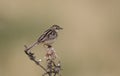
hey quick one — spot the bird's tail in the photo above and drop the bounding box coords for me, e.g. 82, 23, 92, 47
26, 41, 39, 50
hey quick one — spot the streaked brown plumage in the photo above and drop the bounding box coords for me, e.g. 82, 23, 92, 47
27, 25, 63, 50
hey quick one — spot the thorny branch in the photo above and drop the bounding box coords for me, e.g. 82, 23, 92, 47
24, 45, 47, 72
24, 44, 62, 76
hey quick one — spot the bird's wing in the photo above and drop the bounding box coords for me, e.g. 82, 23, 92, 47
37, 29, 52, 42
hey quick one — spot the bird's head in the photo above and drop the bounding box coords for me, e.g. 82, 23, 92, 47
51, 25, 63, 31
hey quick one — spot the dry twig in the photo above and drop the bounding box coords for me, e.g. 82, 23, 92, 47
24, 44, 62, 76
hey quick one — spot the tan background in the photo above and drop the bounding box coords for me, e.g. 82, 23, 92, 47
0, 0, 120, 76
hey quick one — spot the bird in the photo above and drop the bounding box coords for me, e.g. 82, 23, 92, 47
26, 25, 63, 50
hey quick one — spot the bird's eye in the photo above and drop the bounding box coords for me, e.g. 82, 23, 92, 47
55, 27, 58, 29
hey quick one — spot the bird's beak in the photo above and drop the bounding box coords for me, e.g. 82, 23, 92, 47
59, 27, 63, 30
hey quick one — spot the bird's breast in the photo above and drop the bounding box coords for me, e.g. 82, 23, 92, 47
44, 39, 56, 45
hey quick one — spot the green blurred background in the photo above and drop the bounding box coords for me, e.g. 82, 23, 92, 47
0, 0, 120, 76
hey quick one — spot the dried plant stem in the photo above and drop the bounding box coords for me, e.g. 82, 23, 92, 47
24, 45, 47, 72
24, 44, 62, 76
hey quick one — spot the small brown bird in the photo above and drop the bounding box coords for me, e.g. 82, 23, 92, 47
27, 25, 63, 50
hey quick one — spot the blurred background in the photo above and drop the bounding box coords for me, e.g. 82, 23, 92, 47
0, 0, 120, 76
